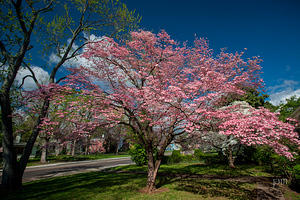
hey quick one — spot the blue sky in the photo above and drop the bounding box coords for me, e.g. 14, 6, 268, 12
123, 0, 300, 105
14, 0, 300, 106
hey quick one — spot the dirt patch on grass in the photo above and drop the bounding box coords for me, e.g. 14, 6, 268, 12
138, 187, 169, 194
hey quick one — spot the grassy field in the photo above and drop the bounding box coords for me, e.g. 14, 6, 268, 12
3, 162, 298, 200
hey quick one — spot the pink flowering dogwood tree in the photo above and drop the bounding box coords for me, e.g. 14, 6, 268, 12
217, 105, 299, 160
189, 100, 299, 168
65, 30, 268, 192
34, 86, 105, 159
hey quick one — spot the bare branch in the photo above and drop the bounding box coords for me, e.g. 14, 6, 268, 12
18, 74, 32, 89
36, 0, 53, 13
55, 76, 67, 84
50, 23, 83, 82
0, 58, 7, 67
65, 42, 88, 61
22, 61, 41, 88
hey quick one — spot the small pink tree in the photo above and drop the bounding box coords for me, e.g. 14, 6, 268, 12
66, 30, 265, 192
89, 140, 106, 154
35, 87, 105, 157
190, 101, 299, 168
217, 105, 299, 160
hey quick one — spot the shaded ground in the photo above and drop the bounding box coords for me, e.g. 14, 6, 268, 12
1, 162, 298, 200
113, 170, 286, 199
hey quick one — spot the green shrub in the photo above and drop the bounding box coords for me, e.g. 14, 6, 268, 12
252, 146, 273, 166
234, 146, 255, 164
128, 144, 147, 166
202, 153, 223, 164
251, 147, 299, 193
291, 164, 300, 192
161, 155, 169, 164
194, 149, 204, 160
181, 154, 197, 162
194, 149, 226, 164
269, 154, 295, 179
168, 150, 182, 164
293, 164, 300, 177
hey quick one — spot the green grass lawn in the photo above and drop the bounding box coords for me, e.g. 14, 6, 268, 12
113, 162, 273, 177
3, 162, 290, 200
27, 152, 129, 166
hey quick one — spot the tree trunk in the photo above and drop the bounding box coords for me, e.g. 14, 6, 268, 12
145, 147, 162, 193
66, 142, 71, 155
19, 99, 50, 175
1, 96, 50, 190
55, 140, 61, 156
115, 140, 120, 155
40, 137, 49, 163
228, 145, 235, 168
84, 137, 89, 155
71, 140, 76, 156
0, 95, 22, 190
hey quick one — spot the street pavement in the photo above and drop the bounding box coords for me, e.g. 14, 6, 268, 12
0, 157, 133, 183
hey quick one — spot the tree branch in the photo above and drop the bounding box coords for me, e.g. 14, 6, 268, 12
0, 41, 10, 61
55, 76, 67, 84
65, 42, 88, 61
12, 0, 28, 34
18, 74, 32, 89
22, 61, 41, 88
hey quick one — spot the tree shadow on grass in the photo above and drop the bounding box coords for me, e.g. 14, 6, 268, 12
173, 178, 255, 200
3, 171, 146, 200
157, 163, 270, 182
156, 174, 276, 200
155, 163, 276, 200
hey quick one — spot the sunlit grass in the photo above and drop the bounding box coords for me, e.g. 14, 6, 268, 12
0, 153, 130, 169
26, 153, 129, 167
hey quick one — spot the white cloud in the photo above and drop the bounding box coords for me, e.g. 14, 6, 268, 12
268, 80, 300, 106
15, 66, 50, 90
48, 34, 104, 68
48, 53, 60, 64
83, 32, 104, 43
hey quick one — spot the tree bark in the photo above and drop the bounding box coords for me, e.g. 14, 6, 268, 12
66, 142, 71, 155
71, 140, 76, 156
55, 140, 61, 156
115, 139, 120, 155
145, 147, 162, 193
84, 137, 89, 155
19, 99, 50, 175
0, 95, 22, 190
1, 88, 50, 190
40, 137, 49, 163
228, 145, 235, 168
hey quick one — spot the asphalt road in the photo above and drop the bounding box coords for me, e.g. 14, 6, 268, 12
0, 157, 133, 183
